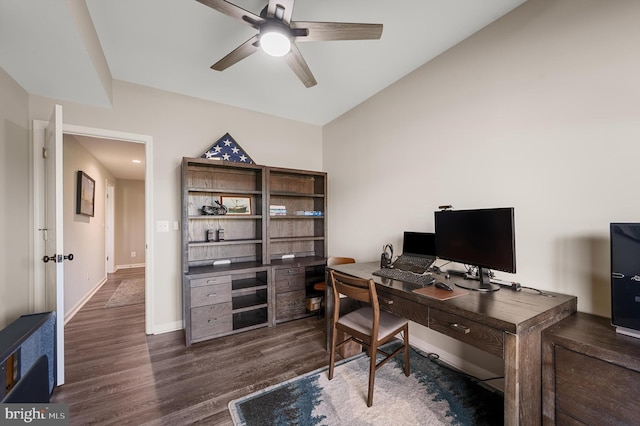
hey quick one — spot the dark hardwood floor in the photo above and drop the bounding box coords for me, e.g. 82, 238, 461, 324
52, 268, 331, 425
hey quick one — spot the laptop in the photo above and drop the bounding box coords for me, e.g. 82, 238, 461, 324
391, 231, 437, 274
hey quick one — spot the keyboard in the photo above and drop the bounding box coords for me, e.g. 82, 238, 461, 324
391, 256, 435, 274
373, 268, 435, 287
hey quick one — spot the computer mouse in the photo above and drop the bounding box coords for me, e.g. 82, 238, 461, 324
435, 281, 454, 291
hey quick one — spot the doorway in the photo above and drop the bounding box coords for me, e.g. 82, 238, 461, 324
32, 117, 155, 384
60, 125, 154, 332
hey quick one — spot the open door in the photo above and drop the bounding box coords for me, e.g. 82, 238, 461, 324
43, 104, 72, 385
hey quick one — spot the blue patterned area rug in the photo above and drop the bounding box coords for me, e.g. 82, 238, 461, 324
228, 343, 503, 425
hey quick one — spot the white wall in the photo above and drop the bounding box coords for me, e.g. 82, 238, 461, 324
28, 81, 323, 332
114, 179, 145, 268
63, 134, 115, 318
0, 68, 30, 328
324, 0, 640, 367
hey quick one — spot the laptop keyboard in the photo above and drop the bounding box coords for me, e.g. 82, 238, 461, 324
373, 268, 435, 287
392, 255, 435, 274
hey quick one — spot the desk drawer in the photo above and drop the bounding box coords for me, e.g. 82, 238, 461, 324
429, 308, 504, 358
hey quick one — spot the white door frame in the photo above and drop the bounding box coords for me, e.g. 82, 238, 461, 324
105, 181, 115, 274
32, 122, 155, 335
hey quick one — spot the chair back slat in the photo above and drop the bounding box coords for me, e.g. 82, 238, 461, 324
330, 270, 378, 306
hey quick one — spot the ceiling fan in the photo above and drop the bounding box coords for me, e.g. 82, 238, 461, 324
196, 0, 383, 87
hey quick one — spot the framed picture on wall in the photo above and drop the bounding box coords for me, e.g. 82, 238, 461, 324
221, 196, 251, 215
76, 170, 95, 217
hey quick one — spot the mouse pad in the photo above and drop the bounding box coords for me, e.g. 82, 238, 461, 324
412, 285, 469, 300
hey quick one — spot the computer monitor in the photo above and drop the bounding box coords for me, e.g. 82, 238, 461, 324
402, 231, 436, 258
434, 207, 516, 292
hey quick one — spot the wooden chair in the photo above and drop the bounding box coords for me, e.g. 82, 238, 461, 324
313, 257, 355, 318
328, 270, 410, 407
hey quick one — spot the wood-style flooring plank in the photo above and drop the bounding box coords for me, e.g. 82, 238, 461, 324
52, 268, 332, 425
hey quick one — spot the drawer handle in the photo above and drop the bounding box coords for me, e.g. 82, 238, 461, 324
207, 293, 217, 297
379, 297, 394, 305
449, 323, 470, 334
208, 318, 218, 323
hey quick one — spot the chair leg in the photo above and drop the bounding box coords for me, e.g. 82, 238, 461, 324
328, 325, 338, 380
367, 343, 377, 407
403, 325, 410, 377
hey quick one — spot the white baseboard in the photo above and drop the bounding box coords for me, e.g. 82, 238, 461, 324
151, 320, 183, 335
64, 276, 108, 325
114, 263, 146, 271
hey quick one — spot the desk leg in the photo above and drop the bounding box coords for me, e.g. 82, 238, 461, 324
504, 331, 542, 426
504, 332, 520, 425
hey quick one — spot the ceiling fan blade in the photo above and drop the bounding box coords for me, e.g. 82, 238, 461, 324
291, 22, 383, 42
266, 0, 295, 24
211, 35, 260, 71
284, 43, 317, 88
196, 0, 264, 28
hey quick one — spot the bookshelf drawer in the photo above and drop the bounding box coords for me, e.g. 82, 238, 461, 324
276, 290, 306, 320
190, 283, 232, 308
190, 275, 232, 288
191, 303, 233, 339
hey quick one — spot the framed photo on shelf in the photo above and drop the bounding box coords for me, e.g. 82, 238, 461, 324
76, 170, 95, 217
221, 196, 251, 215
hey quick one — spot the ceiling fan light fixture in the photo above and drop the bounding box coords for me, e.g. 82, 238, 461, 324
260, 23, 291, 57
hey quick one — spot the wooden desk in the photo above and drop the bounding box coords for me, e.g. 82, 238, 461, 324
326, 262, 577, 426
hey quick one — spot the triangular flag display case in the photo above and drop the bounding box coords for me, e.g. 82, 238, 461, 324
200, 133, 254, 164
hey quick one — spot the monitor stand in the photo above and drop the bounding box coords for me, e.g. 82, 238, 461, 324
454, 267, 500, 292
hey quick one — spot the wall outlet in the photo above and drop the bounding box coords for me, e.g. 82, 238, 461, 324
131, 251, 136, 258
156, 220, 169, 232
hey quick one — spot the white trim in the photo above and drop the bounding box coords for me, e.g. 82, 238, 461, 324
62, 124, 155, 335
32, 120, 48, 312
105, 181, 115, 274
152, 320, 183, 335
115, 263, 146, 271
32, 122, 155, 334
64, 276, 108, 325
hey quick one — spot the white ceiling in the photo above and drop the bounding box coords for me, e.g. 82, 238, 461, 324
0, 0, 526, 178
74, 136, 146, 181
